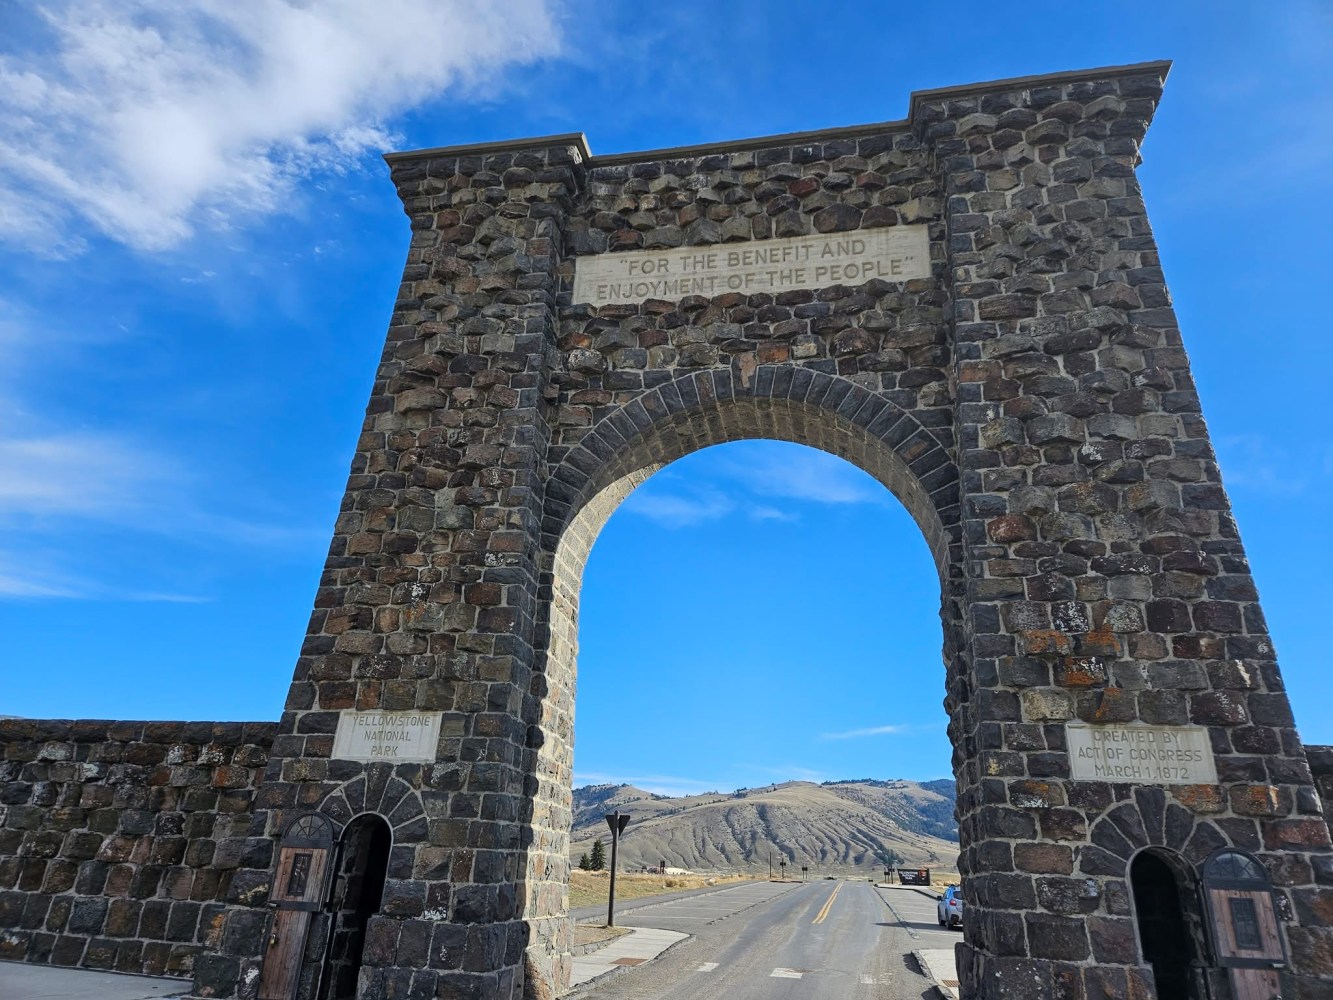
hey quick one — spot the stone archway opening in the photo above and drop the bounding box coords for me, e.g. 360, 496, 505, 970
520, 390, 965, 991
323, 814, 392, 1000
570, 437, 951, 836
1130, 849, 1204, 1000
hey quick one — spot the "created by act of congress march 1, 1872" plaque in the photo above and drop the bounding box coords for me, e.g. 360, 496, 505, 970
1065, 723, 1217, 785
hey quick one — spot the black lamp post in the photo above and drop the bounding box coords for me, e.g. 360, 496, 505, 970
604, 811, 630, 926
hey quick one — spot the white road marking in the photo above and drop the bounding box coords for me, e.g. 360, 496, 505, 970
695, 963, 718, 972
860, 973, 875, 984
771, 968, 803, 978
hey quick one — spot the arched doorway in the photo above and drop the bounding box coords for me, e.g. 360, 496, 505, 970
322, 814, 392, 1000
1130, 850, 1203, 999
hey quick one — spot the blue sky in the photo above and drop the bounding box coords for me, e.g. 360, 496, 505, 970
1, 2, 1330, 795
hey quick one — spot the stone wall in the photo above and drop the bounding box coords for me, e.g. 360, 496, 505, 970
0, 719, 274, 983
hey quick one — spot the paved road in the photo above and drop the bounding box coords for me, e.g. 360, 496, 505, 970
573, 880, 960, 999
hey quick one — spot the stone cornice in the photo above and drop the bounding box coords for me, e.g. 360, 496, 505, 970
383, 60, 1173, 169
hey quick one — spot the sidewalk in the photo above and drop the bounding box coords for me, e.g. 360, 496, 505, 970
915, 949, 960, 1000
0, 961, 190, 1000
569, 926, 687, 990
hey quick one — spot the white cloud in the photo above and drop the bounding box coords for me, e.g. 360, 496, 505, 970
622, 489, 735, 529
0, 567, 81, 599
0, 549, 209, 602
0, 429, 321, 600
0, 0, 560, 252
819, 724, 914, 740
622, 445, 888, 528
1215, 434, 1308, 496
723, 447, 885, 505
0, 433, 171, 518
747, 504, 795, 522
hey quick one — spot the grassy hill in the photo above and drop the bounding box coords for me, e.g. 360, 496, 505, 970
570, 778, 958, 877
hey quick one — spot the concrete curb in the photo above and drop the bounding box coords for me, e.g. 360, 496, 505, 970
876, 882, 942, 901
569, 927, 630, 957
914, 948, 961, 1000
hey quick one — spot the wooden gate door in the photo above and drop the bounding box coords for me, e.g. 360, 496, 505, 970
1200, 850, 1287, 1000
258, 813, 338, 1000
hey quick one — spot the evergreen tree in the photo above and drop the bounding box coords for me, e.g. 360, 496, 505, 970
577, 853, 590, 871
590, 838, 606, 871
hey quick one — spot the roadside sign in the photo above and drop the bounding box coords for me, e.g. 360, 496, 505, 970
897, 868, 931, 886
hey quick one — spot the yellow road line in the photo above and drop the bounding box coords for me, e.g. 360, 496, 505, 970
812, 882, 842, 924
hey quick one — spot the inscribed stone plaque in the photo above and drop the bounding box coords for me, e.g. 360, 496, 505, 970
332, 711, 442, 763
1066, 723, 1217, 785
572, 225, 930, 307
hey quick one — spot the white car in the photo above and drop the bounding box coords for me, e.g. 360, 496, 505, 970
937, 884, 963, 928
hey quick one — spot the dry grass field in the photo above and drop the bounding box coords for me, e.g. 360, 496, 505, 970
572, 924, 630, 948
568, 870, 757, 910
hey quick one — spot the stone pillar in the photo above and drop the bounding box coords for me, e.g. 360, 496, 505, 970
199, 136, 587, 1000
924, 65, 1333, 998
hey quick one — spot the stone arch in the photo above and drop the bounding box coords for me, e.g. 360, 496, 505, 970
518, 365, 968, 978
1080, 788, 1229, 877
317, 768, 426, 843
541, 365, 959, 579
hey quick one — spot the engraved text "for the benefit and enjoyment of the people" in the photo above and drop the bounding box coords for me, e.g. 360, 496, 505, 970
572, 225, 930, 307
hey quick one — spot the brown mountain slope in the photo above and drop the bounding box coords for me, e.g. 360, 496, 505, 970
570, 779, 958, 876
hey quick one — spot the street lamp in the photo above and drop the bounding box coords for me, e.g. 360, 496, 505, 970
604, 811, 630, 927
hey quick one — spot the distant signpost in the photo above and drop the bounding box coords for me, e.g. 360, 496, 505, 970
897, 868, 931, 886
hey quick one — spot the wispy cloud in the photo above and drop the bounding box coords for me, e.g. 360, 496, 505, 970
621, 489, 735, 528
1215, 434, 1309, 496
622, 443, 888, 529
0, 567, 81, 599
0, 433, 174, 519
747, 505, 796, 522
819, 724, 917, 740
0, 550, 210, 603
0, 0, 560, 252
0, 304, 322, 601
0, 431, 317, 541
721, 446, 885, 505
